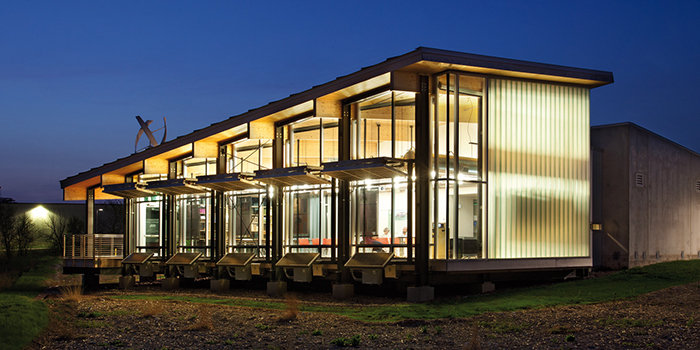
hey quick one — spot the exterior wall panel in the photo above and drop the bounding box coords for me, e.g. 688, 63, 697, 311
488, 79, 590, 259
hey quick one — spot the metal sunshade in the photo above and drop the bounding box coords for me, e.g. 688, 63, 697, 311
148, 178, 209, 195
197, 173, 264, 192
345, 252, 394, 269
102, 182, 156, 198
322, 157, 407, 182
254, 166, 330, 187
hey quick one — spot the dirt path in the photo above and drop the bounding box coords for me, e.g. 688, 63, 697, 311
28, 282, 700, 349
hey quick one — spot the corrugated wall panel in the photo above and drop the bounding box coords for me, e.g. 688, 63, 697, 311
488, 79, 590, 259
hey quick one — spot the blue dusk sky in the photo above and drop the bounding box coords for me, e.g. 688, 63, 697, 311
1, 1, 699, 203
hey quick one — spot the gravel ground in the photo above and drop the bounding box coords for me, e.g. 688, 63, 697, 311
27, 280, 700, 350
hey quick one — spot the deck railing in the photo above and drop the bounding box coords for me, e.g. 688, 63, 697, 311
63, 234, 124, 260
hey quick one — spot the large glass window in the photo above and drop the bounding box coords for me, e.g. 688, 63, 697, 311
431, 73, 484, 259
351, 91, 416, 160
286, 118, 338, 167
227, 192, 267, 254
285, 186, 333, 257
175, 194, 211, 257
182, 158, 216, 178
346, 90, 416, 256
134, 196, 162, 256
222, 138, 271, 256
229, 139, 273, 173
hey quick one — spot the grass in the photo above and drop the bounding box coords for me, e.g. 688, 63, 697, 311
0, 250, 60, 350
112, 259, 700, 323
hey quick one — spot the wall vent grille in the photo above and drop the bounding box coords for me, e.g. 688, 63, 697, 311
635, 173, 644, 187
696, 180, 700, 192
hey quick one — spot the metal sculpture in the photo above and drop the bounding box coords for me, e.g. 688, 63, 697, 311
135, 116, 167, 153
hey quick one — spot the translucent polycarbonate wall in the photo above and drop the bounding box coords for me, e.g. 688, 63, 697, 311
487, 79, 590, 259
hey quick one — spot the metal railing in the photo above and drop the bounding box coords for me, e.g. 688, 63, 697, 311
63, 234, 124, 260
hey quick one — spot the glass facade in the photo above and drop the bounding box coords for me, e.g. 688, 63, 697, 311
225, 138, 271, 255
118, 69, 594, 266
431, 74, 484, 259
349, 91, 416, 257
133, 196, 162, 256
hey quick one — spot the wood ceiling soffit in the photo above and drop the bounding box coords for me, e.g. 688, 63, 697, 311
143, 159, 169, 175
100, 174, 125, 186
314, 99, 342, 119
64, 186, 87, 201
94, 187, 121, 200
192, 141, 218, 158
322, 73, 391, 101
391, 71, 420, 92
402, 61, 602, 86
248, 121, 275, 139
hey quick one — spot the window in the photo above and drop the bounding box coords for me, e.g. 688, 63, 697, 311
432, 73, 484, 259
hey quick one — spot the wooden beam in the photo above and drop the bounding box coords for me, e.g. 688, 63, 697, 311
192, 141, 218, 158
391, 71, 420, 92
94, 187, 121, 200
248, 121, 275, 139
143, 158, 168, 175
100, 174, 124, 186
315, 98, 342, 119
63, 186, 86, 201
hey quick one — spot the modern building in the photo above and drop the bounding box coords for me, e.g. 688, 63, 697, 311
592, 122, 700, 269
60, 47, 613, 300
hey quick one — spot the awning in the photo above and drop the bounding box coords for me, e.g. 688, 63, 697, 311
148, 178, 208, 195
216, 252, 256, 267
322, 157, 407, 182
102, 182, 156, 198
197, 173, 264, 192
254, 166, 330, 187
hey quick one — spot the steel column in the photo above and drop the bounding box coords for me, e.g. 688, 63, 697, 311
414, 75, 431, 286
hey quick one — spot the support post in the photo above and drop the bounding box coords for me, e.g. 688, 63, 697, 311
414, 75, 431, 288
270, 125, 285, 281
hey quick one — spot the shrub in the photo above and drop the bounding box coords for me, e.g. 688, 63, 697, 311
59, 284, 83, 302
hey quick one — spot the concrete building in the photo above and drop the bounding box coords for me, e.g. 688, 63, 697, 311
592, 122, 700, 269
60, 48, 613, 300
